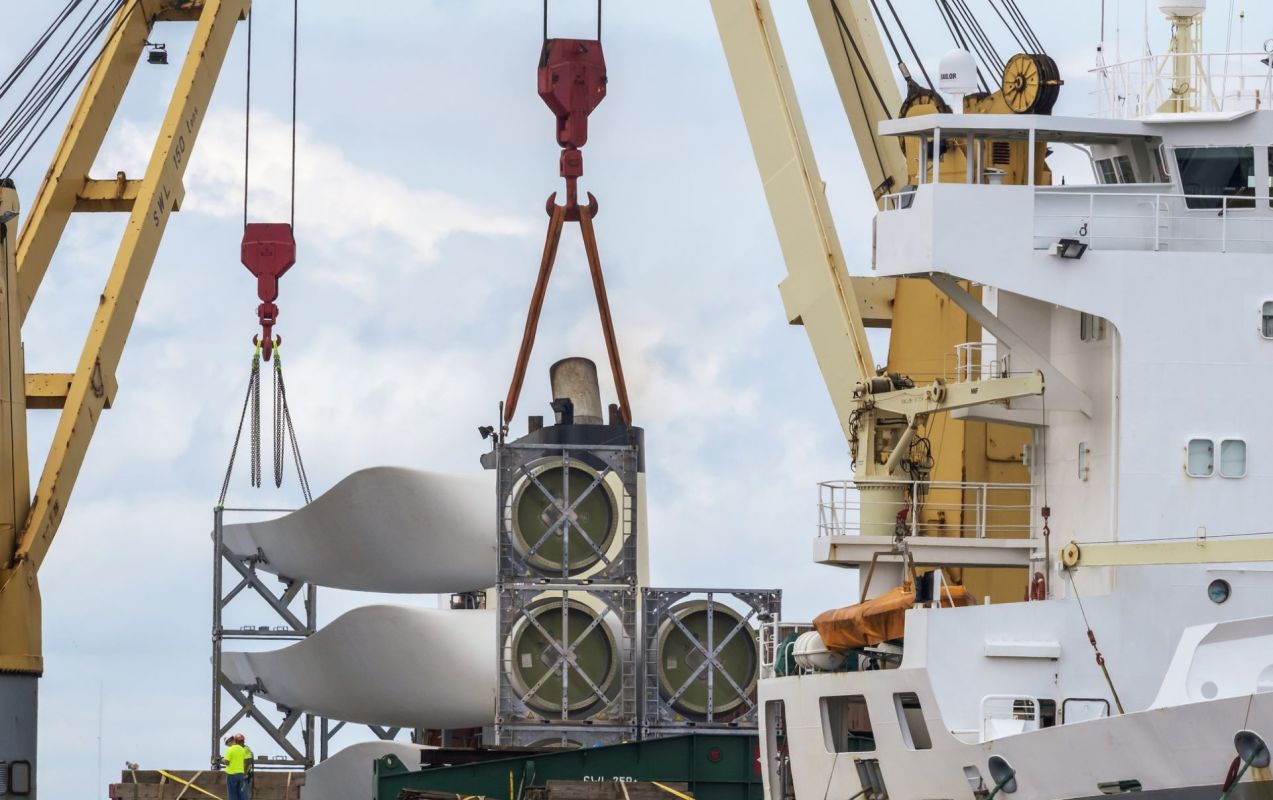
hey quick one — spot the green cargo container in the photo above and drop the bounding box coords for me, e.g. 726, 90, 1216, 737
375, 733, 763, 800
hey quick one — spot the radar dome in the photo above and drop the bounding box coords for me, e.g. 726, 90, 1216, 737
1158, 0, 1206, 17
938, 49, 979, 97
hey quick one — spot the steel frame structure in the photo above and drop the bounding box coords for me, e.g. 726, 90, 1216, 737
212, 506, 318, 770
212, 507, 427, 768
496, 440, 639, 584
495, 583, 638, 747
640, 587, 780, 737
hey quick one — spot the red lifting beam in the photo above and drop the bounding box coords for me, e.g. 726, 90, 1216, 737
241, 222, 295, 361
503, 36, 632, 429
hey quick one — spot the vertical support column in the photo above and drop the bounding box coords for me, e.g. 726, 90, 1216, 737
933, 128, 941, 185
1027, 128, 1037, 187
0, 182, 37, 796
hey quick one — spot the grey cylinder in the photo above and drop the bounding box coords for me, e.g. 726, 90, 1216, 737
550, 357, 604, 425
0, 675, 37, 798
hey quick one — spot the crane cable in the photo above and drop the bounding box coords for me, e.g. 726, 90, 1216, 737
0, 0, 130, 177
1062, 565, 1126, 715
829, 1, 893, 187
877, 0, 938, 92
242, 0, 300, 229
934, 0, 992, 93
221, 1, 310, 506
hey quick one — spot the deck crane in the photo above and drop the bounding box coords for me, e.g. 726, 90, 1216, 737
0, 1, 249, 793
710, 1, 1051, 597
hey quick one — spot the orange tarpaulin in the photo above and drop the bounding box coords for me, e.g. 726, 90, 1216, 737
814, 584, 974, 651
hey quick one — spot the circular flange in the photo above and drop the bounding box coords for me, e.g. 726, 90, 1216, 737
510, 457, 620, 576
656, 600, 759, 719
507, 597, 620, 716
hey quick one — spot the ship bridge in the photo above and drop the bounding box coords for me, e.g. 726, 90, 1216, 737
871, 109, 1273, 576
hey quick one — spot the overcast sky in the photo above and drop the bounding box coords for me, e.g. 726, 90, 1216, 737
5, 1, 1273, 796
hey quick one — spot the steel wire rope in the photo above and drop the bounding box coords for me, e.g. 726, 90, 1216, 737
0, 0, 108, 149
0, 0, 84, 101
935, 0, 992, 93
829, 1, 892, 186
879, 0, 938, 91
1062, 566, 1125, 714
951, 0, 1005, 74
242, 7, 251, 227
242, 1, 300, 230
1003, 0, 1045, 53
289, 0, 297, 229
0, 0, 131, 176
0, 0, 114, 158
1, 4, 122, 175
984, 0, 1030, 54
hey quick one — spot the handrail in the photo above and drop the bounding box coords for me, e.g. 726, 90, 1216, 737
817, 479, 1036, 539
1034, 189, 1273, 254
1090, 50, 1273, 119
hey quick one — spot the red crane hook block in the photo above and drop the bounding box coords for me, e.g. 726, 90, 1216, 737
240, 222, 296, 361
538, 38, 606, 215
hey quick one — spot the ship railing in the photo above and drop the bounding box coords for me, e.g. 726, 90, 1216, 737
1034, 189, 1273, 254
817, 480, 1035, 540
760, 620, 816, 679
1091, 50, 1273, 120
882, 189, 917, 211
954, 342, 1009, 383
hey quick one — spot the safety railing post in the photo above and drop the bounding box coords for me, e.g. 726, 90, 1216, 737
1154, 197, 1161, 251
910, 484, 919, 537
978, 485, 988, 538
1223, 196, 1229, 252
1088, 193, 1095, 248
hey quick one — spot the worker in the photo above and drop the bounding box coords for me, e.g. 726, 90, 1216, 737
236, 732, 255, 797
223, 732, 250, 800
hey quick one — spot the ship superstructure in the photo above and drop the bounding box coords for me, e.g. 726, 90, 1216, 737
713, 1, 1273, 798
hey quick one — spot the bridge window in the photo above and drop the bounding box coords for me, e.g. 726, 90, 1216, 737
1186, 438, 1215, 477
1175, 146, 1255, 209
1080, 312, 1106, 342
1220, 439, 1247, 478
1262, 302, 1273, 338
894, 692, 933, 750
821, 694, 875, 753
1096, 155, 1137, 184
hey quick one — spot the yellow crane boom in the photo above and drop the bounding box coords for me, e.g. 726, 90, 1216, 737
0, 1, 248, 792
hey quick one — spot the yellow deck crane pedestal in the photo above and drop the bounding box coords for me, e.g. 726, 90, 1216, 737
0, 2, 249, 794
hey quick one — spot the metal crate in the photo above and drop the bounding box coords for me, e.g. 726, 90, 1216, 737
496, 439, 639, 584
495, 584, 639, 745
640, 587, 781, 734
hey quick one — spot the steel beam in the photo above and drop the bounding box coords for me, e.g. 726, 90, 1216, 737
13, 0, 250, 575
1060, 537, 1273, 568
711, 0, 876, 445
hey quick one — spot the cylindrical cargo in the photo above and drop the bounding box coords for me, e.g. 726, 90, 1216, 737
506, 596, 621, 716
509, 457, 620, 576
549, 357, 604, 424
793, 630, 847, 672
656, 601, 759, 719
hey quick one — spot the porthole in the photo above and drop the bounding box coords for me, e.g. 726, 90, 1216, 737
1186, 439, 1214, 477
1208, 578, 1231, 604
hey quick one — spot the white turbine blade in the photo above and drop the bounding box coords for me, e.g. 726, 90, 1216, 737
220, 467, 496, 593
222, 605, 496, 729
302, 741, 436, 800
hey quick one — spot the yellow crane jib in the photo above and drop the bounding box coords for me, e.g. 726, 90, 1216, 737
0, 1, 250, 790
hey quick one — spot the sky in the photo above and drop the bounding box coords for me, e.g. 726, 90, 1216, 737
3, 0, 1272, 796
